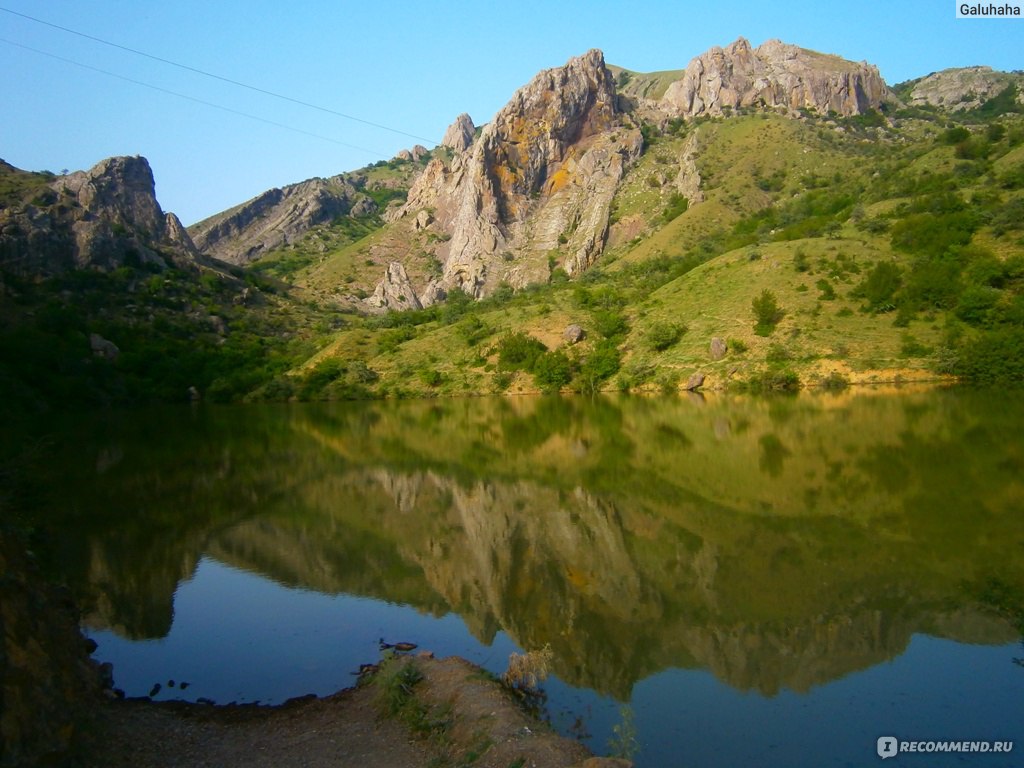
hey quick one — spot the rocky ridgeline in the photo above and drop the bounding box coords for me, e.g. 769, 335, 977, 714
905, 66, 1024, 111
188, 175, 373, 266
0, 156, 199, 276
657, 37, 893, 118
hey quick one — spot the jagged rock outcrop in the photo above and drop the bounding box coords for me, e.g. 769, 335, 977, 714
390, 49, 643, 298
904, 66, 1023, 111
366, 261, 423, 312
441, 113, 476, 153
188, 176, 360, 265
0, 156, 199, 276
660, 38, 893, 118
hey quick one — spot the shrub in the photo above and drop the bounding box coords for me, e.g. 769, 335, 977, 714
578, 338, 621, 392
496, 332, 546, 372
752, 289, 784, 336
819, 371, 850, 390
955, 328, 1024, 383
854, 261, 902, 312
741, 369, 801, 392
503, 645, 553, 692
533, 350, 573, 392
593, 309, 630, 339
662, 193, 689, 222
646, 321, 686, 351
727, 337, 748, 354
418, 368, 443, 387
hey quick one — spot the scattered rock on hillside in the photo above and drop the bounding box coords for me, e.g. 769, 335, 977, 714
685, 372, 706, 391
89, 333, 120, 361
710, 337, 728, 360
564, 323, 586, 344
414, 210, 433, 231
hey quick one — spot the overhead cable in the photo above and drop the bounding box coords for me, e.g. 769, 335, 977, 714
0, 5, 440, 145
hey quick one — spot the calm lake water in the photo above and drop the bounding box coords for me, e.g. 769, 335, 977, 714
28, 389, 1024, 767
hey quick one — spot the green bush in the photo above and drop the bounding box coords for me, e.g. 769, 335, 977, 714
662, 193, 689, 222
955, 328, 1024, 383
577, 338, 621, 392
593, 309, 630, 339
854, 261, 902, 312
496, 332, 547, 372
740, 369, 801, 392
533, 350, 574, 392
645, 321, 686, 351
752, 289, 784, 336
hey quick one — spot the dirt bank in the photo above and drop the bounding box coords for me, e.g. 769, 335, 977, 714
88, 655, 616, 768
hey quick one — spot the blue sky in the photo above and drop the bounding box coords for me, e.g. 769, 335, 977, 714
1, 1, 1021, 224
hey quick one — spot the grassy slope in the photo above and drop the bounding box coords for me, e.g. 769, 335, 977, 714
293, 106, 1023, 399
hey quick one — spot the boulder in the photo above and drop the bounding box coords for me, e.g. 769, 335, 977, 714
563, 323, 586, 344
685, 372, 706, 391
89, 332, 120, 361
709, 337, 728, 360
413, 209, 433, 231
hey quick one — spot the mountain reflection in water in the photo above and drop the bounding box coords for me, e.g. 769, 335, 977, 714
39, 388, 1023, 706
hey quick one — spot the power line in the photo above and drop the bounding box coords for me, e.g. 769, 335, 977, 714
0, 5, 440, 146
0, 37, 387, 156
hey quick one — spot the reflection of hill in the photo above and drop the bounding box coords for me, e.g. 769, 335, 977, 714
41, 391, 1024, 697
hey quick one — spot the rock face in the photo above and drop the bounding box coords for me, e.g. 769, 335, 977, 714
660, 38, 893, 118
390, 49, 643, 298
905, 66, 1023, 111
0, 156, 199, 275
366, 261, 423, 312
441, 113, 476, 153
188, 176, 361, 265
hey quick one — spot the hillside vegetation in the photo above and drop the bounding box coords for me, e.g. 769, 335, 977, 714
2, 67, 1024, 413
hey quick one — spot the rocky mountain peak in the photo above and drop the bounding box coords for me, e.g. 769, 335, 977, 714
905, 66, 1023, 111
0, 155, 198, 275
383, 48, 641, 302
441, 113, 476, 153
661, 37, 892, 117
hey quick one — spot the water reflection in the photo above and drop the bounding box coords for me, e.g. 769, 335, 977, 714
37, 389, 1024, 700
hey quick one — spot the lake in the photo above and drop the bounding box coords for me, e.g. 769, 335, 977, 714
28, 388, 1024, 767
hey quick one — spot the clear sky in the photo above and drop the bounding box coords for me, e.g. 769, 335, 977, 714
1, 1, 1021, 225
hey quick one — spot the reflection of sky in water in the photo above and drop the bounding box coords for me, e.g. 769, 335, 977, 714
87, 557, 526, 705
87, 557, 1024, 768
630, 638, 1022, 768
